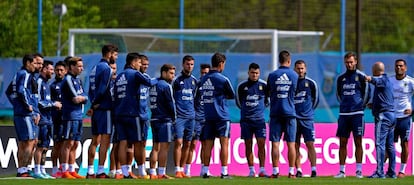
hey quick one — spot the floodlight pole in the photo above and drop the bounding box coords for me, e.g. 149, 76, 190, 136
179, 0, 184, 56
37, 0, 42, 54
54, 4, 67, 57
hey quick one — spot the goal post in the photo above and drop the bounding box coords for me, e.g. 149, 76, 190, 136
68, 29, 323, 70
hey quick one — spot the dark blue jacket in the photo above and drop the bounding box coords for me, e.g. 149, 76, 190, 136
236, 79, 269, 121
61, 73, 88, 121
150, 78, 176, 122
336, 69, 370, 114
294, 76, 319, 119
88, 59, 113, 110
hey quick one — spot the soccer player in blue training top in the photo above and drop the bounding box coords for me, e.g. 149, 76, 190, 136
267, 50, 298, 178
200, 52, 235, 179
185, 63, 210, 177
148, 64, 176, 179
365, 62, 396, 179
236, 62, 269, 177
172, 55, 198, 178
113, 52, 158, 179
293, 60, 319, 178
6, 54, 40, 178
87, 44, 119, 178
60, 57, 88, 179
50, 60, 67, 178
334, 52, 370, 178
33, 60, 61, 179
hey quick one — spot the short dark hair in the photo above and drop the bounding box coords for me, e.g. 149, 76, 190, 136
278, 50, 290, 64
139, 54, 148, 61
211, 52, 226, 67
125, 52, 140, 69
200, 63, 210, 70
248, 62, 260, 70
344, 52, 357, 60
395, 59, 407, 66
294, 60, 306, 66
22, 54, 35, 67
102, 44, 119, 56
55, 60, 66, 68
182, 55, 194, 64
42, 60, 54, 70
33, 53, 44, 59
160, 64, 176, 74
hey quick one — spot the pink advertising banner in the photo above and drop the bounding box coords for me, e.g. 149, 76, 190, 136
187, 123, 413, 177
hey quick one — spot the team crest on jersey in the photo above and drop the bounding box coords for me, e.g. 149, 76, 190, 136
305, 82, 309, 87
342, 78, 346, 81
180, 81, 184, 85
405, 83, 408, 86
244, 87, 248, 90
259, 85, 263, 90
355, 76, 359, 81
192, 80, 195, 86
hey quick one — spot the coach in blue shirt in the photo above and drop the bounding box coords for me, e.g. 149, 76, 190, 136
366, 62, 396, 178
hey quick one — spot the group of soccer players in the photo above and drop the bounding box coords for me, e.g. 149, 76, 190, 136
6, 45, 413, 180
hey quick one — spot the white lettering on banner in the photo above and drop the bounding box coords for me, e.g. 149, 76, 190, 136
0, 138, 18, 168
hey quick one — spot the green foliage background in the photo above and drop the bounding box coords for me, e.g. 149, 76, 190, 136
1, 0, 414, 57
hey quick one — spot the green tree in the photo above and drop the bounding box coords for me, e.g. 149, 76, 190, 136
0, 0, 112, 57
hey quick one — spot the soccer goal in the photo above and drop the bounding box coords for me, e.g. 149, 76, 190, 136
68, 29, 323, 70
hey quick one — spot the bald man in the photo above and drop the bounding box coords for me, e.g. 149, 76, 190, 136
365, 62, 396, 179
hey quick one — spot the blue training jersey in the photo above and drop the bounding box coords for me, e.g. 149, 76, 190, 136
236, 79, 269, 121
50, 77, 63, 121
370, 74, 394, 117
200, 70, 235, 121
5, 68, 37, 116
336, 69, 370, 115
267, 66, 298, 118
294, 76, 319, 119
194, 80, 205, 122
149, 78, 176, 122
61, 73, 88, 121
172, 71, 198, 119
113, 67, 157, 117
138, 73, 152, 120
88, 59, 113, 110
37, 75, 54, 125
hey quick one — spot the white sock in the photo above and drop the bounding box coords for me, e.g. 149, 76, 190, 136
185, 164, 191, 174
97, 165, 105, 174
149, 168, 157, 175
34, 164, 41, 174
140, 164, 147, 175
297, 167, 302, 173
116, 169, 122, 175
158, 167, 166, 175
340, 165, 345, 173
221, 166, 228, 175
175, 166, 180, 172
61, 163, 68, 172
88, 165, 94, 174
289, 167, 295, 174
311, 166, 317, 171
400, 163, 407, 173
356, 163, 362, 171
68, 164, 75, 172
121, 165, 129, 176
249, 166, 255, 173
260, 167, 266, 173
272, 167, 279, 175
41, 165, 46, 174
